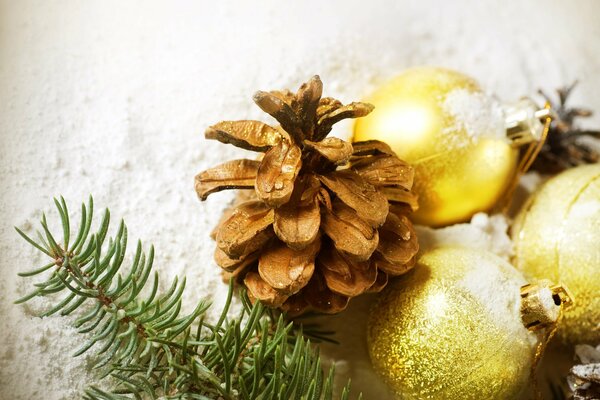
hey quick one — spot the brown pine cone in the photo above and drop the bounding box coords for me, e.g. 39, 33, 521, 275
195, 76, 419, 316
531, 82, 600, 174
568, 344, 600, 400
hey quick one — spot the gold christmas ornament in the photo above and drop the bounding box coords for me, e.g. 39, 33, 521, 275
195, 76, 419, 316
367, 247, 567, 400
513, 163, 600, 344
353, 67, 551, 227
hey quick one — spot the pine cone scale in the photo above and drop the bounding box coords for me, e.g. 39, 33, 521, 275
255, 140, 302, 206
381, 186, 419, 211
351, 140, 395, 157
376, 213, 419, 265
367, 269, 389, 293
204, 120, 283, 152
315, 102, 374, 141
374, 254, 416, 276
321, 201, 379, 262
319, 247, 377, 297
244, 272, 288, 307
304, 272, 350, 314
195, 159, 260, 200
273, 196, 320, 250
318, 170, 389, 227
253, 91, 302, 141
296, 75, 322, 137
215, 201, 274, 259
214, 246, 259, 273
257, 239, 319, 295
352, 154, 415, 189
304, 138, 353, 165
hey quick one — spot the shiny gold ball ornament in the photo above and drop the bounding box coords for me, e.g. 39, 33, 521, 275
367, 247, 562, 400
513, 163, 600, 344
353, 67, 548, 227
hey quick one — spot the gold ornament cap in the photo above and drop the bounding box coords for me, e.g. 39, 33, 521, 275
520, 280, 573, 331
505, 98, 553, 146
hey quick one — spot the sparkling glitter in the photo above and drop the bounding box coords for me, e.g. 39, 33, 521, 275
367, 247, 537, 399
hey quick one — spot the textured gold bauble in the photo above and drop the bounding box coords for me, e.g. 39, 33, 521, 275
367, 247, 538, 399
353, 67, 518, 227
513, 164, 600, 344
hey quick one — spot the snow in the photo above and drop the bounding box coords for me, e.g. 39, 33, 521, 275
1, 0, 599, 398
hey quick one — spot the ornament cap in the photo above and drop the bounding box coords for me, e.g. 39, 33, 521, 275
520, 280, 573, 331
505, 99, 554, 147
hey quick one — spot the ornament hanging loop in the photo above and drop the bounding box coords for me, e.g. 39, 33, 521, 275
520, 280, 573, 400
498, 101, 553, 213
511, 101, 553, 175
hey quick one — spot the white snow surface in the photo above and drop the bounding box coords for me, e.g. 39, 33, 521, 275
1, 1, 599, 399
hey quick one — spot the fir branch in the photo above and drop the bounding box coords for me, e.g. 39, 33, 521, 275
15, 196, 353, 400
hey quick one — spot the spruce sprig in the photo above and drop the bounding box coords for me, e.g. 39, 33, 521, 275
15, 196, 353, 400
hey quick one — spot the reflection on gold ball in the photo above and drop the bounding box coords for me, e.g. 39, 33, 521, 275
513, 164, 600, 344
367, 247, 538, 399
353, 67, 518, 227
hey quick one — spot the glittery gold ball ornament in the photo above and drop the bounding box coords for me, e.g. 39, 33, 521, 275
513, 163, 600, 344
367, 247, 544, 399
353, 67, 518, 227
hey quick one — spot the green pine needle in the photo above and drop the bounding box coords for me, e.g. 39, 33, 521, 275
15, 196, 353, 400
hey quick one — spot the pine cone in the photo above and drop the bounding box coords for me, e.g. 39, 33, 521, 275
195, 76, 419, 316
531, 82, 600, 174
568, 344, 600, 400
